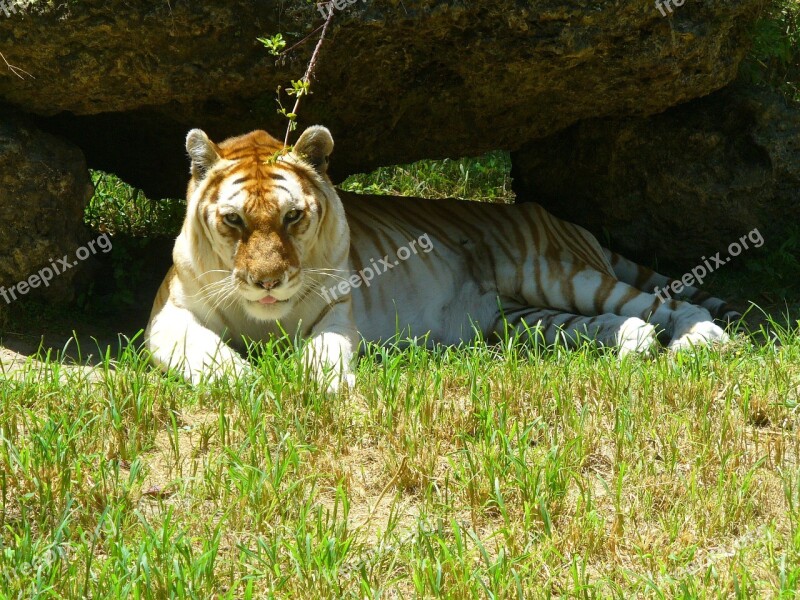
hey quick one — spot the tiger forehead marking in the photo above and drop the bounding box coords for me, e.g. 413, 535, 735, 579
218, 129, 284, 160
208, 131, 304, 206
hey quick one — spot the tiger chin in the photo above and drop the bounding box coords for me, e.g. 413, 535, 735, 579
145, 125, 739, 391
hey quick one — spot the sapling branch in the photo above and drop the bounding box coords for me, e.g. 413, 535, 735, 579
283, 10, 335, 146
282, 22, 327, 57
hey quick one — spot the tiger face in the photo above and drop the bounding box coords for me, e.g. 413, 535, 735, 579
146, 125, 356, 388
184, 127, 341, 322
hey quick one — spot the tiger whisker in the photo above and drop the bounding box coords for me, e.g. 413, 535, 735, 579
303, 270, 349, 285
202, 280, 239, 320
304, 267, 349, 273
186, 278, 234, 300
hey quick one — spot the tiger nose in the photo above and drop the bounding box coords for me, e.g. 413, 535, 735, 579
257, 277, 281, 291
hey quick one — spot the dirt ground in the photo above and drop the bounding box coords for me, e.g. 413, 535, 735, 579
0, 301, 151, 373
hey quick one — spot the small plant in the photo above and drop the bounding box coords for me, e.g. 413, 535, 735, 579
260, 10, 336, 146
256, 33, 286, 56
274, 79, 312, 136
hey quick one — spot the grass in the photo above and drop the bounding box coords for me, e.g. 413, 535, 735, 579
1, 324, 799, 598
340, 152, 514, 203
743, 0, 800, 103
85, 171, 185, 238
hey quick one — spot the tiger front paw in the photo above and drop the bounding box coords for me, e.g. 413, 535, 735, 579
189, 353, 251, 386
668, 320, 729, 352
616, 317, 658, 357
303, 333, 356, 394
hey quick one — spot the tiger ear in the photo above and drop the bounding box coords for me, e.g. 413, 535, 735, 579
186, 129, 221, 180
293, 125, 333, 175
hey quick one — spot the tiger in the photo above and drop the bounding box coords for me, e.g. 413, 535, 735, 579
145, 125, 739, 390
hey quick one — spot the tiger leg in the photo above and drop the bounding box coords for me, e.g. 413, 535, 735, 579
602, 249, 742, 324
492, 304, 658, 356
146, 297, 251, 384
519, 269, 729, 351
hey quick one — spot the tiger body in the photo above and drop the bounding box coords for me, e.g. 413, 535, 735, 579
146, 126, 736, 389
343, 193, 612, 344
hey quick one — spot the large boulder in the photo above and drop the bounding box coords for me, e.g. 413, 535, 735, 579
510, 84, 800, 268
0, 0, 762, 199
0, 114, 93, 302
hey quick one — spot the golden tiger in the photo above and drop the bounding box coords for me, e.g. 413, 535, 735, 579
145, 126, 737, 389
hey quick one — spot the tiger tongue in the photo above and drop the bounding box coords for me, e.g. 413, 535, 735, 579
259, 295, 278, 305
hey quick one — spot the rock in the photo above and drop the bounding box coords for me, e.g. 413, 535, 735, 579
510, 84, 800, 268
0, 113, 93, 302
0, 0, 762, 198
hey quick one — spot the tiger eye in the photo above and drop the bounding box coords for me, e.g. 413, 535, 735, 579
223, 213, 243, 227
284, 209, 303, 224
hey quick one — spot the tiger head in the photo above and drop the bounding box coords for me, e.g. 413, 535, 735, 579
178, 125, 348, 322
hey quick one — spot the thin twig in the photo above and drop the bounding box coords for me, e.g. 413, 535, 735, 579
0, 51, 33, 79
280, 22, 326, 57
284, 10, 335, 147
